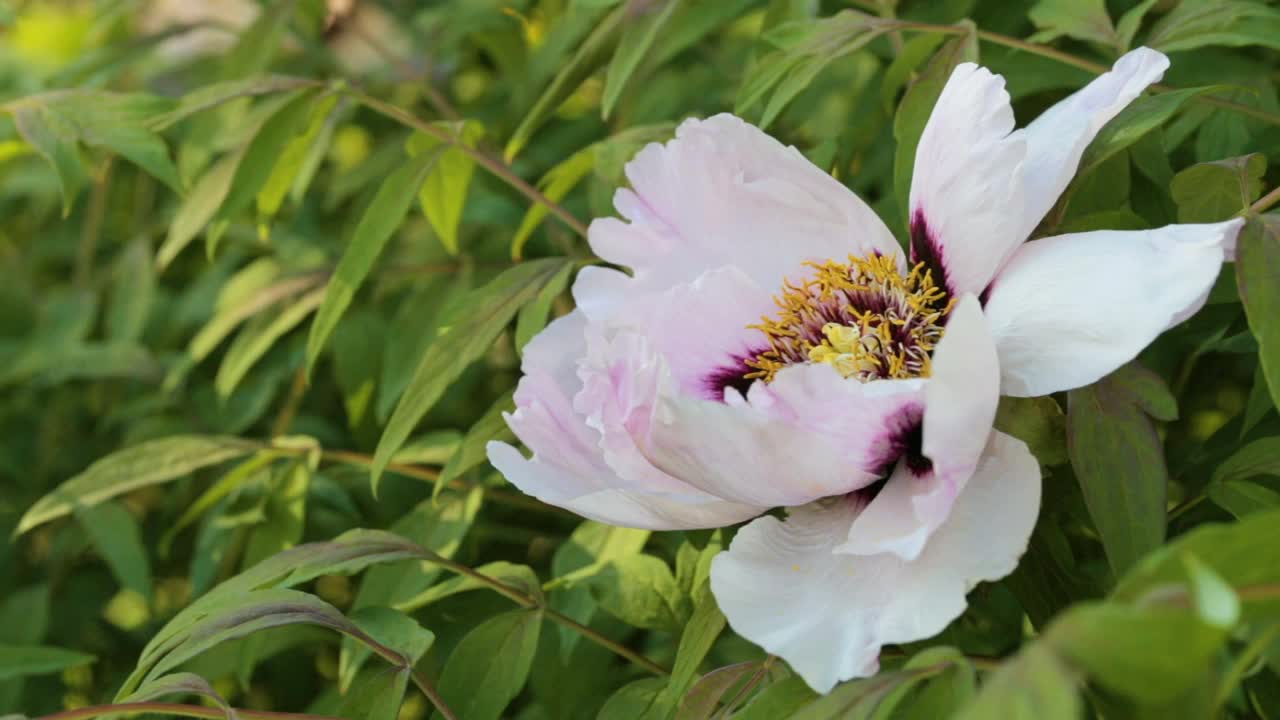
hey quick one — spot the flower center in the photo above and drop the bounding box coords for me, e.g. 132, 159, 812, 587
745, 254, 953, 384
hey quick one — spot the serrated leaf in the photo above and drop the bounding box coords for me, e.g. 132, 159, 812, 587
406, 121, 484, 256
17, 435, 258, 535
372, 259, 572, 489
602, 0, 682, 119
1238, 218, 1280, 414
305, 148, 445, 376
1067, 363, 1172, 578
437, 610, 542, 720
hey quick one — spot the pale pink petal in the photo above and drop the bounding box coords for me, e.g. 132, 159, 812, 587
710, 431, 1041, 694
838, 294, 1000, 560
1010, 48, 1168, 241
486, 443, 761, 530
909, 64, 1026, 297
586, 114, 901, 317
642, 364, 925, 508
490, 311, 765, 529
983, 220, 1243, 397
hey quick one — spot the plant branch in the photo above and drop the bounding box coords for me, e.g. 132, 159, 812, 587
543, 607, 672, 676
347, 89, 589, 239
317, 448, 569, 516
34, 702, 341, 720
891, 22, 1280, 127
1250, 185, 1280, 215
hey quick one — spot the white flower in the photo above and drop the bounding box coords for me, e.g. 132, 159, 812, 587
487, 47, 1242, 693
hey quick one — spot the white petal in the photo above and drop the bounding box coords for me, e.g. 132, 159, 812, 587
909, 64, 1026, 297
710, 431, 1041, 694
838, 294, 1000, 560
643, 364, 924, 508
487, 443, 761, 530
586, 114, 901, 317
1011, 48, 1169, 241
983, 219, 1243, 397
491, 311, 764, 529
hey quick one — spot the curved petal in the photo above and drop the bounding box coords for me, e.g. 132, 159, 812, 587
710, 431, 1041, 694
490, 311, 765, 529
1010, 48, 1168, 241
586, 114, 901, 316
983, 219, 1243, 397
838, 294, 1000, 560
643, 363, 925, 508
909, 64, 1026, 297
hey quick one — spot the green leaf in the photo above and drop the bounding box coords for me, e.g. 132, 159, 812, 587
437, 391, 515, 495
514, 260, 573, 353
437, 610, 542, 720
395, 561, 542, 612
77, 501, 152, 598
305, 148, 445, 376
892, 23, 978, 225
735, 674, 820, 720
1146, 0, 1280, 52
1238, 218, 1280, 414
340, 606, 434, 696
257, 93, 339, 221
1047, 603, 1229, 702
506, 7, 625, 161
120, 672, 238, 719
1113, 508, 1280, 622
674, 661, 761, 720
1212, 436, 1280, 485
157, 150, 243, 270
587, 554, 689, 632
653, 588, 726, 716
12, 104, 83, 215
512, 145, 595, 260
952, 645, 1079, 720
240, 461, 312, 570
0, 645, 94, 681
1117, 0, 1161, 51
342, 489, 481, 683
106, 239, 155, 343
1028, 0, 1118, 47
214, 90, 320, 226
150, 76, 319, 131
1067, 363, 1172, 577
372, 258, 572, 488
406, 121, 484, 255
1209, 477, 1280, 518
598, 677, 668, 720
994, 395, 1068, 466
215, 286, 325, 398
1171, 153, 1266, 223
17, 435, 258, 535
602, 0, 682, 119
1077, 85, 1230, 180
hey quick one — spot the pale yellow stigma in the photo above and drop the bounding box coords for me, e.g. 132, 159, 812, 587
744, 254, 953, 384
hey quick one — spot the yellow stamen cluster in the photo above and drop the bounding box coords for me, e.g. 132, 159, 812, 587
744, 254, 953, 384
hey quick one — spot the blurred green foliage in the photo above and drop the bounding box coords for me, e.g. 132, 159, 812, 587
1, 0, 1280, 718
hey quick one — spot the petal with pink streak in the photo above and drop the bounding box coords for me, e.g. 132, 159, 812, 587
837, 294, 1000, 560
642, 362, 925, 508
710, 431, 1041, 694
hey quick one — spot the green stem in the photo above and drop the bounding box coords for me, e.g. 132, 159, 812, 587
1251, 185, 1280, 215
347, 90, 590, 239
1216, 624, 1280, 710
543, 607, 672, 676
35, 702, 340, 720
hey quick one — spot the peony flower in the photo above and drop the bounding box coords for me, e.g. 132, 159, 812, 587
487, 46, 1242, 693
